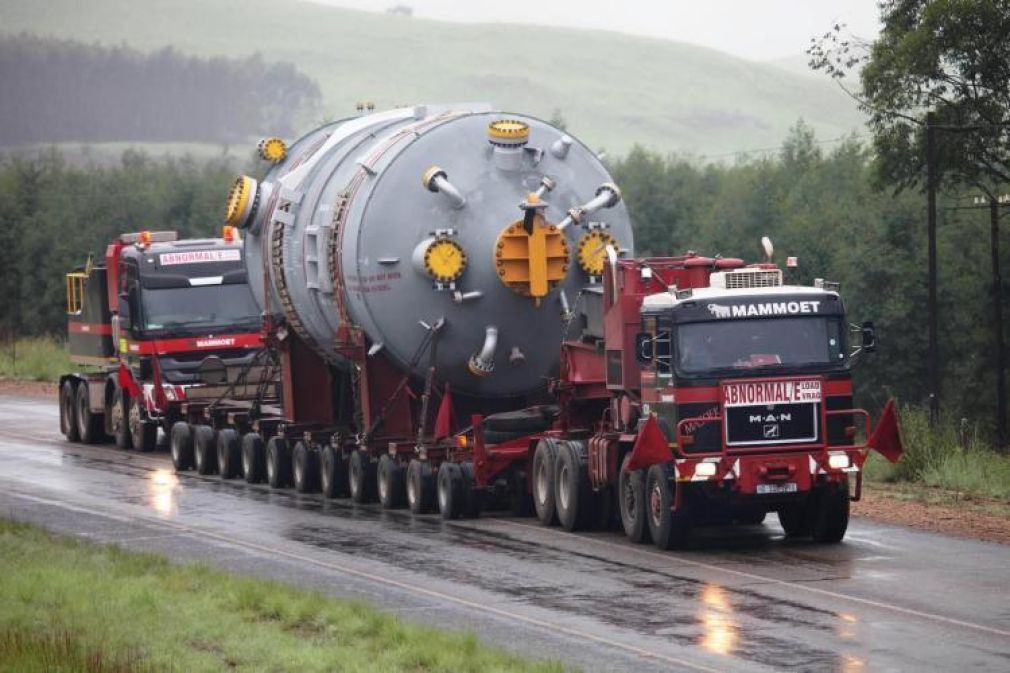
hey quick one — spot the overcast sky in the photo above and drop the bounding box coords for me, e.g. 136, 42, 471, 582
309, 0, 881, 61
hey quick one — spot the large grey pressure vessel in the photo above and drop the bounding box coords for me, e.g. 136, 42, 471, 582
226, 103, 633, 398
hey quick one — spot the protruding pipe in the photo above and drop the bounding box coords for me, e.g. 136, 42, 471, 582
368, 342, 384, 357
559, 289, 573, 321
468, 325, 498, 377
550, 135, 573, 159
557, 183, 622, 231
422, 166, 466, 209
452, 290, 483, 304
534, 176, 556, 200
509, 346, 526, 364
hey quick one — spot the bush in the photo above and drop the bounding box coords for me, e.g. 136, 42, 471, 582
0, 337, 73, 382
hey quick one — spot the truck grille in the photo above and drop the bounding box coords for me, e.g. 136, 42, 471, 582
723, 269, 782, 289
725, 402, 819, 446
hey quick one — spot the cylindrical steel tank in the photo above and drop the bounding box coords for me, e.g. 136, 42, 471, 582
227, 104, 633, 398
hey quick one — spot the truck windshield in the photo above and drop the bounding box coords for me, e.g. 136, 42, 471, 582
141, 284, 260, 334
676, 317, 846, 375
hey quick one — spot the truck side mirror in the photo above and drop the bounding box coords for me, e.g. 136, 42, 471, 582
861, 321, 876, 353
634, 332, 651, 365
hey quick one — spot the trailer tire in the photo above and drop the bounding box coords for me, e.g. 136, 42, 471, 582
646, 463, 691, 550
777, 501, 812, 538
483, 407, 556, 433
170, 422, 194, 471
437, 462, 463, 519
348, 449, 376, 503
554, 440, 597, 532
459, 462, 483, 519
60, 380, 80, 442
377, 454, 405, 509
193, 425, 218, 475
217, 429, 242, 479
320, 446, 349, 498
242, 433, 266, 483
406, 459, 436, 514
111, 387, 132, 450
75, 382, 103, 444
293, 441, 320, 493
266, 436, 291, 488
531, 438, 559, 526
128, 396, 157, 453
619, 456, 651, 544
810, 482, 850, 543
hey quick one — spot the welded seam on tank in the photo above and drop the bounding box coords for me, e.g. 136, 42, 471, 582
3, 487, 722, 673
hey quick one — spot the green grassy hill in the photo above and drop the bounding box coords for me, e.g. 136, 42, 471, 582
0, 0, 863, 156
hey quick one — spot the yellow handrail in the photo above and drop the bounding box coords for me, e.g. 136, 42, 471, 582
66, 272, 86, 314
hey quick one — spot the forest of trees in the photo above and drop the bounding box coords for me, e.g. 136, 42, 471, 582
0, 34, 321, 145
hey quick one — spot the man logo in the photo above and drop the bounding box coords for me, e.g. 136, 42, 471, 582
763, 424, 780, 439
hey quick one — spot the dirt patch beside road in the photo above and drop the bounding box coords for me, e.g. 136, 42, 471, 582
854, 483, 1010, 545
0, 379, 56, 399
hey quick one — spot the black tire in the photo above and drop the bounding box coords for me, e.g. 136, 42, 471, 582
242, 433, 266, 483
320, 446, 349, 498
293, 440, 320, 493
554, 440, 597, 532
646, 463, 691, 550
458, 462, 483, 519
531, 438, 559, 526
619, 455, 651, 544
128, 395, 157, 453
348, 449, 376, 503
437, 462, 464, 519
377, 454, 405, 509
778, 500, 812, 538
60, 380, 80, 442
193, 425, 217, 475
75, 382, 103, 444
406, 459, 436, 514
216, 428, 242, 479
111, 386, 132, 450
736, 508, 767, 525
810, 482, 850, 543
508, 470, 533, 517
266, 436, 291, 488
170, 421, 194, 471
483, 407, 555, 433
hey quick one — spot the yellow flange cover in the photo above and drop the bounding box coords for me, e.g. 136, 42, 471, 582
577, 230, 618, 276
224, 175, 256, 228
494, 214, 569, 302
423, 238, 468, 283
258, 137, 288, 163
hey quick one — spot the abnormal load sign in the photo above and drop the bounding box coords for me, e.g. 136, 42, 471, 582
159, 249, 241, 266
723, 379, 822, 407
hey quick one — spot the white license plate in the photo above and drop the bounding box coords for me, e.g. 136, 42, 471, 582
757, 482, 798, 495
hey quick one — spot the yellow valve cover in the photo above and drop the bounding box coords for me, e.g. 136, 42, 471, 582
577, 230, 618, 275
224, 175, 256, 228
423, 238, 468, 282
494, 215, 569, 302
258, 137, 288, 163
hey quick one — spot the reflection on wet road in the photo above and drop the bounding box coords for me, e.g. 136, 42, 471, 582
1, 395, 1008, 672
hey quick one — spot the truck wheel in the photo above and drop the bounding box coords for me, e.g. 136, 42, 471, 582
193, 425, 218, 475
459, 462, 483, 519
810, 483, 850, 543
377, 454, 405, 509
111, 387, 132, 450
242, 433, 266, 483
217, 429, 241, 479
437, 462, 464, 520
646, 463, 691, 550
554, 440, 597, 532
320, 446, 349, 498
777, 500, 812, 538
266, 436, 291, 488
60, 380, 80, 442
170, 422, 194, 471
293, 440, 320, 493
75, 382, 103, 444
348, 449, 376, 503
618, 456, 651, 544
531, 438, 559, 526
737, 508, 767, 525
128, 397, 157, 453
406, 459, 436, 514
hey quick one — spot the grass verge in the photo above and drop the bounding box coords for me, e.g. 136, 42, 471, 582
0, 519, 566, 673
0, 337, 73, 382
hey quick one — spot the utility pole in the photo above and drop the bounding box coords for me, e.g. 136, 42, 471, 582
991, 196, 1006, 449
926, 113, 940, 426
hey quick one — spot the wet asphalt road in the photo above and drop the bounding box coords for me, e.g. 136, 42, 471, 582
1, 395, 1009, 672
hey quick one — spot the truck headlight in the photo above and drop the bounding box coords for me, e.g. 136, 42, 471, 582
695, 462, 718, 477
828, 453, 850, 470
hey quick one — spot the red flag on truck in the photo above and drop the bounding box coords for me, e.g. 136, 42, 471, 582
869, 398, 903, 463
625, 414, 673, 472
